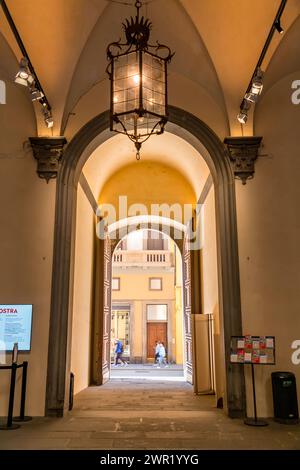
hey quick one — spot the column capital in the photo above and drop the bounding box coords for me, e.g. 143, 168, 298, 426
224, 136, 262, 185
29, 136, 67, 183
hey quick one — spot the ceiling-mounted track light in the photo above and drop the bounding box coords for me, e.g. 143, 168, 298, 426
237, 100, 250, 124
274, 20, 284, 34
1, 0, 53, 128
245, 67, 264, 103
237, 0, 287, 125
30, 85, 44, 102
15, 57, 34, 86
251, 67, 264, 95
43, 108, 54, 128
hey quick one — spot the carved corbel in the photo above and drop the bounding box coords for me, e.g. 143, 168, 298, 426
224, 136, 263, 185
29, 137, 67, 183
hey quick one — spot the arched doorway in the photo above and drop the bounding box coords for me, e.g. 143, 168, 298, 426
109, 228, 186, 381
92, 219, 195, 390
45, 106, 245, 418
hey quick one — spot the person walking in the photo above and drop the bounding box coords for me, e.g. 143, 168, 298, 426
154, 340, 160, 365
114, 339, 127, 366
157, 341, 168, 368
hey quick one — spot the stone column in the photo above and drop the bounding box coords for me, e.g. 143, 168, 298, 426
29, 136, 67, 183
224, 136, 262, 185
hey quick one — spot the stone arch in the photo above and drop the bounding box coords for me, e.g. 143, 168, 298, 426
46, 105, 245, 418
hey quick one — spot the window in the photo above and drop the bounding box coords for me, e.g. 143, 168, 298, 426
149, 277, 162, 290
146, 230, 168, 250
147, 304, 168, 321
112, 277, 120, 290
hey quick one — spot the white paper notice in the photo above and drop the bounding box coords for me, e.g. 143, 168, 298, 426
252, 340, 260, 349
266, 337, 274, 348
244, 352, 252, 362
0, 305, 32, 351
230, 354, 238, 363
237, 339, 245, 349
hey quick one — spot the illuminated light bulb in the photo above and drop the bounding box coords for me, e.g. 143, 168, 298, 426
133, 74, 140, 85
113, 96, 118, 103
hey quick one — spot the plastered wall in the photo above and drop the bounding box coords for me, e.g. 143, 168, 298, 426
237, 72, 300, 417
0, 77, 55, 416
70, 186, 95, 396
198, 187, 224, 399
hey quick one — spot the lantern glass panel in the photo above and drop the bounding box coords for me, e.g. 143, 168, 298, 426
113, 52, 140, 116
142, 52, 166, 117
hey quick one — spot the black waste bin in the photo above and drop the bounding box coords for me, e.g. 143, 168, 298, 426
271, 371, 299, 424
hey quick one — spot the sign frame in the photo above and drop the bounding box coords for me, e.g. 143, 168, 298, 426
230, 335, 276, 365
0, 304, 33, 353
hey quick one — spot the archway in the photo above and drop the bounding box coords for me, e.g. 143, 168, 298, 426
91, 217, 196, 390
45, 106, 245, 418
108, 228, 186, 381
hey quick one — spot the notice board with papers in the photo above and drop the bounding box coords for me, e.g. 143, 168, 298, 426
230, 335, 275, 365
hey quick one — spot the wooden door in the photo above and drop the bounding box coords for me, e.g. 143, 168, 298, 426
101, 232, 112, 384
147, 323, 167, 358
183, 232, 194, 385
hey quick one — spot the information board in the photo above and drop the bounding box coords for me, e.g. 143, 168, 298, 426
230, 335, 275, 365
0, 305, 33, 352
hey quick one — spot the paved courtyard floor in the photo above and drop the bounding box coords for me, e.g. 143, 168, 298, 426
0, 377, 300, 450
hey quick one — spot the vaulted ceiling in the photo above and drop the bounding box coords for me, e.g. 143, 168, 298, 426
1, 0, 300, 136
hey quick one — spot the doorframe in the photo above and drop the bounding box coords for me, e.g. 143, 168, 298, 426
144, 302, 170, 362
45, 106, 245, 417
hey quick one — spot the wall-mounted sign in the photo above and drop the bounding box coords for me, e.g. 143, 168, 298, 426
230, 335, 275, 365
0, 305, 33, 352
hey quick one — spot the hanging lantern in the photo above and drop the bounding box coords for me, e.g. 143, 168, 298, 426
106, 0, 174, 160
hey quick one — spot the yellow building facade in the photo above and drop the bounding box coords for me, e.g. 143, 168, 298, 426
111, 232, 183, 364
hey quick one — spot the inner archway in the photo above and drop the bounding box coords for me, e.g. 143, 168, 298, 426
110, 228, 185, 381
46, 106, 245, 418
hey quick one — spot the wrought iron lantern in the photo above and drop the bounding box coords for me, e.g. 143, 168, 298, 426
106, 0, 174, 160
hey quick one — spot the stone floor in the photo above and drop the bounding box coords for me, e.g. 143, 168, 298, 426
0, 378, 300, 450
110, 363, 185, 380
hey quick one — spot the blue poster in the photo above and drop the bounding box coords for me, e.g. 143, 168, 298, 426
0, 305, 33, 351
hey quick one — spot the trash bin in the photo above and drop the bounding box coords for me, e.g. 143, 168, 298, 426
271, 372, 299, 424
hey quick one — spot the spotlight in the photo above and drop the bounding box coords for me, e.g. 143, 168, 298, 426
245, 92, 259, 103
237, 100, 250, 124
43, 108, 54, 128
274, 20, 284, 34
251, 67, 264, 97
237, 109, 248, 125
15, 57, 34, 87
30, 85, 44, 102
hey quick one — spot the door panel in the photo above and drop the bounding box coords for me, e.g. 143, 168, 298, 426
147, 323, 167, 358
102, 232, 112, 384
183, 232, 194, 385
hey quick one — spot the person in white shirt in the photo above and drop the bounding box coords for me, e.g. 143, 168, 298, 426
154, 341, 160, 364
157, 342, 168, 368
